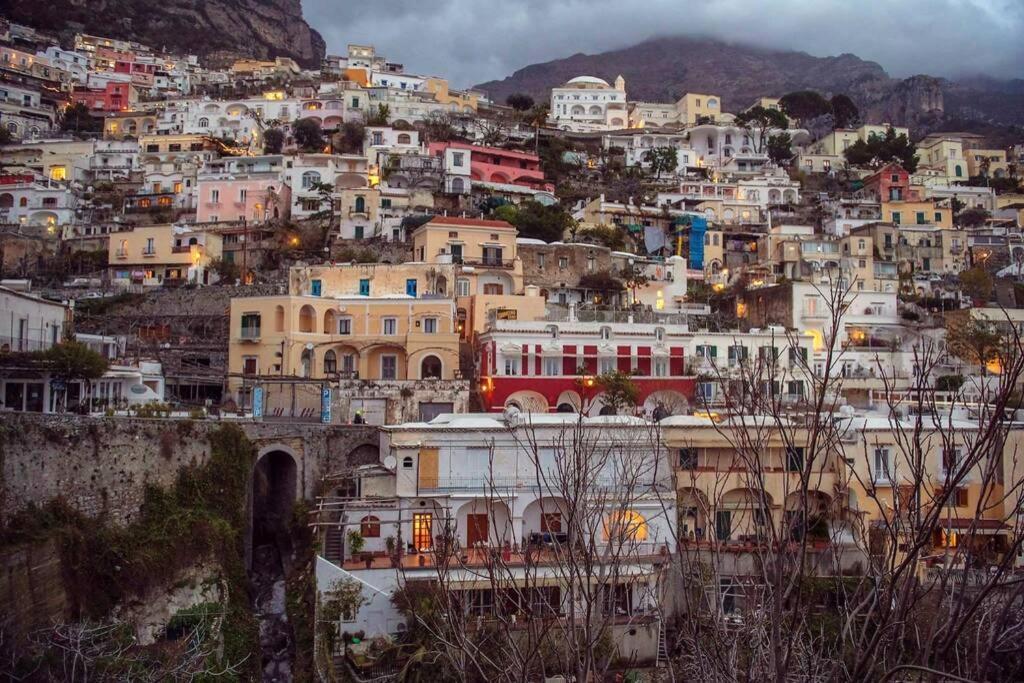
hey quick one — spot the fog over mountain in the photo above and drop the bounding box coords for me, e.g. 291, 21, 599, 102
305, 0, 1024, 88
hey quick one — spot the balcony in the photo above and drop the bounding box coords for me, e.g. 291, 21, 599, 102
171, 244, 204, 254
461, 257, 516, 270
239, 326, 261, 341
141, 248, 156, 257
115, 248, 128, 259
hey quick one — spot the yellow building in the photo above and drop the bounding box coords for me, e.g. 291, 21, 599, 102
675, 93, 722, 124
108, 224, 222, 286
814, 129, 860, 156
424, 78, 479, 113
104, 111, 158, 139
966, 149, 1010, 179
918, 135, 968, 181
882, 200, 953, 228
227, 262, 467, 423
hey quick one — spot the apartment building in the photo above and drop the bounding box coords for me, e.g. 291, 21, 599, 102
315, 412, 677, 663
227, 262, 468, 424
108, 224, 222, 286
195, 155, 290, 223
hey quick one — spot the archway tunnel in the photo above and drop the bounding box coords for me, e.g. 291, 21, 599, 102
251, 449, 298, 549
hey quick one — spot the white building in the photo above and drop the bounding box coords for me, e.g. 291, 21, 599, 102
0, 82, 58, 140
284, 154, 370, 219
315, 413, 677, 649
603, 132, 695, 174
549, 75, 628, 132
0, 175, 78, 232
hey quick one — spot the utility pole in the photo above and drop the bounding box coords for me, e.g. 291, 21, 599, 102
241, 217, 248, 285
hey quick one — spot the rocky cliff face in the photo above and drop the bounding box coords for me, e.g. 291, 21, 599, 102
6, 0, 326, 68
475, 36, 1023, 130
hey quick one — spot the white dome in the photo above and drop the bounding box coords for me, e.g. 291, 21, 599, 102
565, 75, 611, 87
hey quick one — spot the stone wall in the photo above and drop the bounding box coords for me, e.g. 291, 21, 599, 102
0, 413, 381, 526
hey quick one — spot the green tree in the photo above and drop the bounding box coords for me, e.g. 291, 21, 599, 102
592, 370, 639, 415
779, 91, 832, 122
734, 106, 789, 153
643, 146, 679, 179
43, 341, 109, 382
945, 316, 1002, 369
262, 127, 285, 154
292, 117, 324, 152
366, 104, 390, 126
61, 102, 102, 135
829, 94, 860, 128
958, 266, 993, 303
505, 93, 535, 111
334, 121, 366, 154
766, 133, 794, 165
577, 225, 626, 251
843, 128, 918, 172
503, 201, 575, 243
957, 207, 990, 228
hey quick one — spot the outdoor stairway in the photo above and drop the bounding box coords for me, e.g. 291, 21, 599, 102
324, 525, 345, 565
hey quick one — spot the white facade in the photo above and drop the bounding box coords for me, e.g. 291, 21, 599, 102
284, 154, 369, 219
604, 132, 694, 174
0, 178, 78, 231
316, 414, 677, 639
549, 75, 628, 132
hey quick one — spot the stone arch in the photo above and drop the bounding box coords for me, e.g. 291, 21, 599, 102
298, 304, 316, 333
324, 309, 337, 333
505, 390, 549, 413
250, 446, 299, 564
420, 354, 442, 379
643, 390, 689, 420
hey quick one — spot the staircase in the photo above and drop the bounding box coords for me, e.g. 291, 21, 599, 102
656, 620, 669, 668
324, 525, 345, 565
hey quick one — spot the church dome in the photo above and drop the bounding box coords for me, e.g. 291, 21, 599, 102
565, 75, 611, 88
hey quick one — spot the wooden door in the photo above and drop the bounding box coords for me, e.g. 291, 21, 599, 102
417, 447, 438, 490
466, 513, 489, 547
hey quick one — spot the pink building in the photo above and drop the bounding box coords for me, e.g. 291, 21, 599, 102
428, 142, 553, 192
195, 155, 291, 223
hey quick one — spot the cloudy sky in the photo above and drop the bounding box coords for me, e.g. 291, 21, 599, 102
304, 0, 1023, 88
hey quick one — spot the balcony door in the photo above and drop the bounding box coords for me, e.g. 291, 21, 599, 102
413, 512, 433, 551
466, 513, 489, 547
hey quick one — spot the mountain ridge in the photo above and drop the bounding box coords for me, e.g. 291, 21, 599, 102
4, 0, 326, 68
474, 36, 1024, 130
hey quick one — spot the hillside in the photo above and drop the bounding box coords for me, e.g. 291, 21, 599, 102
4, 0, 326, 68
474, 36, 1024, 130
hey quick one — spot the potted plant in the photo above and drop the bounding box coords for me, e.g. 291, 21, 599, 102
347, 530, 365, 563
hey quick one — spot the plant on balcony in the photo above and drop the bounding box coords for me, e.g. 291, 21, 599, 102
346, 530, 365, 559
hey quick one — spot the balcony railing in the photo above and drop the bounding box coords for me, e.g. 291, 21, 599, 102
0, 335, 53, 352
115, 248, 128, 258
239, 327, 261, 340
142, 248, 156, 257
461, 257, 515, 269
171, 245, 204, 254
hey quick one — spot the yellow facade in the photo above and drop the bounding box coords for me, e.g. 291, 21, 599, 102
966, 149, 1010, 179
411, 217, 524, 296
815, 130, 860, 156
676, 93, 722, 124
424, 78, 479, 113
108, 224, 222, 270
228, 295, 460, 385
882, 200, 953, 228
919, 137, 968, 180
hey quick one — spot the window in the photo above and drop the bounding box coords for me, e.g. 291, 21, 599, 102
916, 211, 926, 225
891, 211, 901, 225
310, 279, 322, 296
483, 283, 504, 295
359, 278, 370, 296
679, 448, 698, 470
301, 171, 321, 189
537, 253, 546, 269
423, 317, 437, 333
406, 278, 418, 297
696, 345, 717, 360
942, 447, 962, 477
504, 357, 521, 376
402, 456, 414, 468
323, 350, 337, 374
456, 278, 470, 296
453, 152, 464, 167
874, 448, 892, 483
543, 357, 560, 376
242, 356, 258, 375
382, 317, 397, 335
953, 487, 968, 507
934, 211, 943, 222
654, 357, 668, 377
786, 447, 804, 472
210, 189, 220, 203
715, 510, 731, 541
558, 257, 568, 269
338, 317, 352, 335
360, 515, 380, 537
144, 237, 155, 255
240, 313, 261, 338
381, 355, 398, 379
354, 226, 364, 239
697, 381, 715, 402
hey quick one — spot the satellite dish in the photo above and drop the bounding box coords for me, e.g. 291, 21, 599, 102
383, 454, 397, 471
305, 342, 314, 350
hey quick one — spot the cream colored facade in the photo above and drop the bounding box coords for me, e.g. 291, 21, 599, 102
107, 224, 222, 285
424, 78, 479, 113
411, 216, 524, 297
919, 136, 968, 181
814, 130, 860, 156
882, 200, 953, 228
966, 149, 1010, 179
675, 93, 722, 124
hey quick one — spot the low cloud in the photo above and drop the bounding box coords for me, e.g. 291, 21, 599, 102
305, 0, 1023, 88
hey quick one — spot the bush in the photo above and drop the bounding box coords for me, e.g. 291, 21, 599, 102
936, 375, 965, 392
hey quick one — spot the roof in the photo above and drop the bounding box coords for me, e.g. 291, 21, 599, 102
565, 75, 611, 87
424, 215, 515, 230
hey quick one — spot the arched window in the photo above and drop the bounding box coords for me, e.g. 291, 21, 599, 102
546, 325, 559, 339
421, 355, 442, 379
954, 165, 963, 177
300, 348, 313, 378
274, 305, 285, 331
360, 515, 381, 537
354, 196, 365, 213
450, 177, 465, 193
402, 456, 414, 468
299, 304, 315, 333
323, 350, 337, 374
324, 309, 337, 333
707, 98, 718, 109
397, 133, 411, 144
197, 117, 209, 128
301, 171, 321, 189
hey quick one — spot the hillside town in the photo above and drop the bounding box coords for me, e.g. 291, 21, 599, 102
2, 17, 1024, 683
